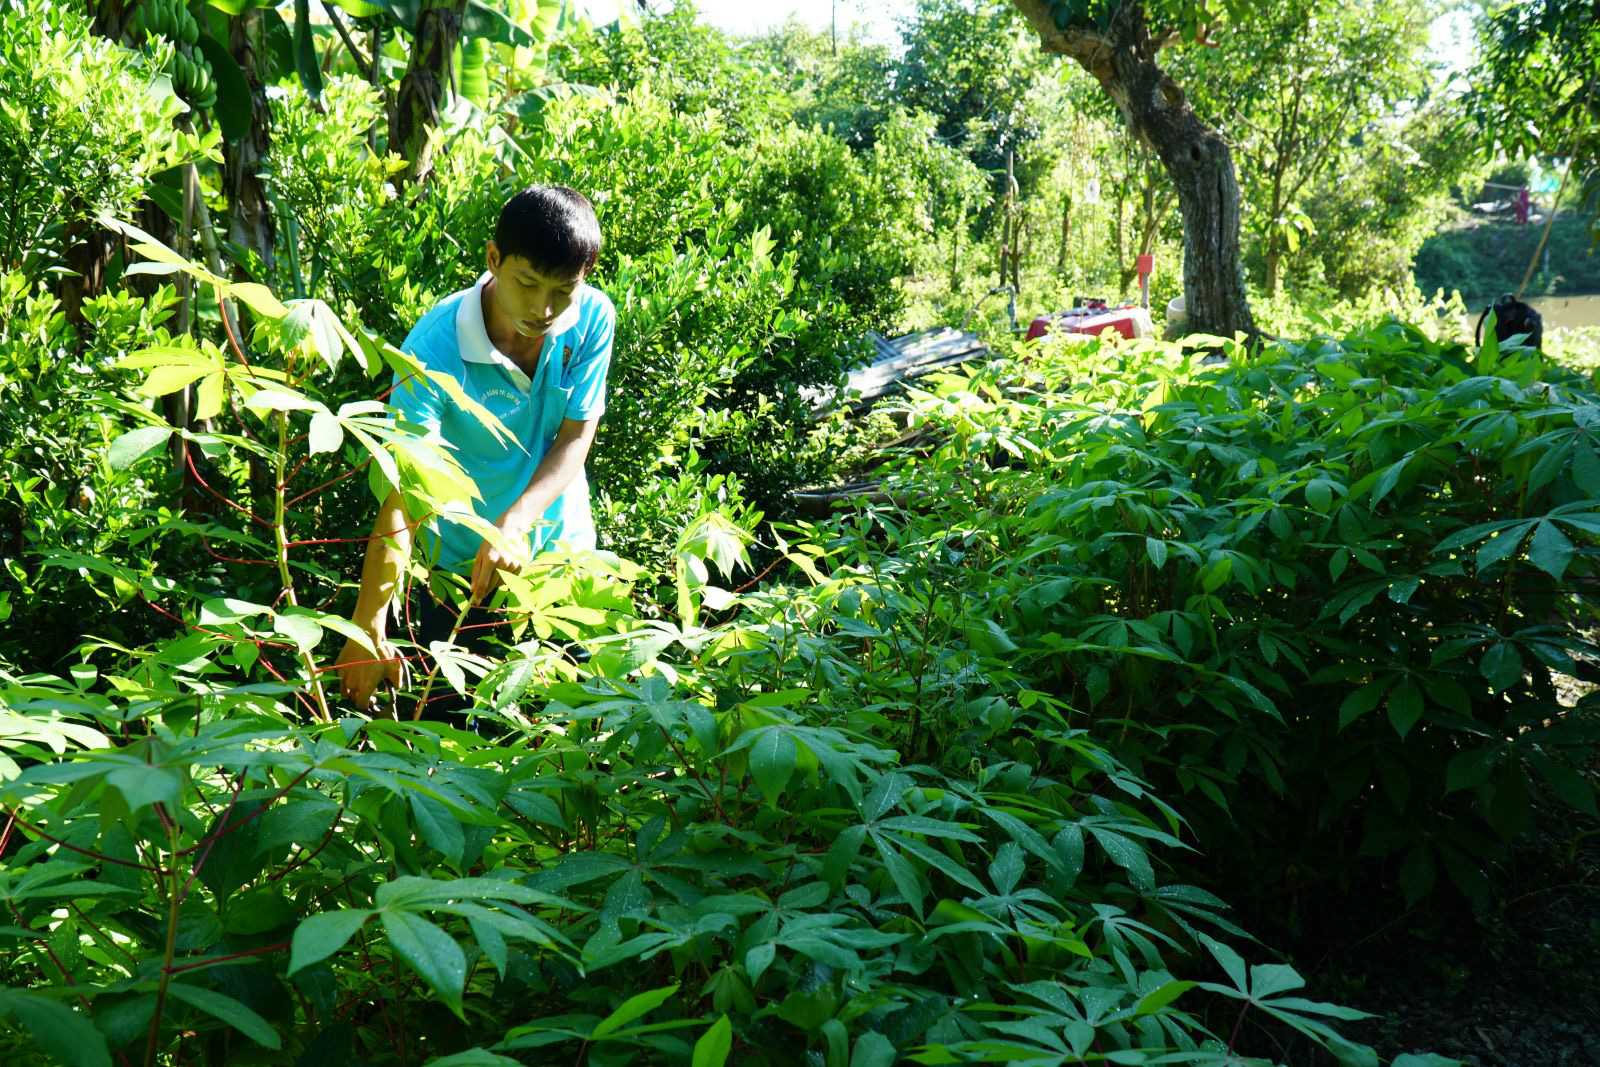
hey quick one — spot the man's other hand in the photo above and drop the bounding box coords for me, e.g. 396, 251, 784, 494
335, 633, 406, 712
471, 514, 533, 602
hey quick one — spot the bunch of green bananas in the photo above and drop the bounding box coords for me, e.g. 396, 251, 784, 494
168, 49, 217, 108
125, 0, 199, 46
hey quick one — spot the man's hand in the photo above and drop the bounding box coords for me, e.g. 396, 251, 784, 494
470, 510, 535, 603
335, 632, 407, 712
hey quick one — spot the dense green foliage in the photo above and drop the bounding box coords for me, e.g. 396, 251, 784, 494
1415, 217, 1600, 302
1, 0, 1597, 1064
4, 236, 1528, 1064
875, 327, 1600, 910
0, 6, 208, 282
1471, 0, 1600, 166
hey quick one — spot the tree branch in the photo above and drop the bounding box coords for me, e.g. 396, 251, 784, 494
325, 5, 371, 71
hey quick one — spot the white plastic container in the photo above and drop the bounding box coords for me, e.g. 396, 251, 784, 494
1166, 295, 1186, 328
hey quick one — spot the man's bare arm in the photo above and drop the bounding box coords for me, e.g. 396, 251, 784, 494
336, 490, 415, 709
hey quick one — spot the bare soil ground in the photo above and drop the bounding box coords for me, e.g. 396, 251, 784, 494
1291, 804, 1600, 1066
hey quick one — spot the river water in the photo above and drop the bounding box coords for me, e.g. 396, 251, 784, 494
1464, 293, 1600, 330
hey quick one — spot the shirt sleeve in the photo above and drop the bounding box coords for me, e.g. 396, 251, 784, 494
562, 295, 614, 421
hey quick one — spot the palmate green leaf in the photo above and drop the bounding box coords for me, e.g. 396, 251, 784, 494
691, 1014, 732, 1067
1525, 519, 1575, 580
1305, 477, 1334, 512
748, 725, 797, 802
745, 942, 775, 983
383, 910, 467, 1016
139, 362, 216, 398
1444, 746, 1500, 793
1053, 822, 1085, 883
0, 989, 111, 1067
872, 832, 927, 916
106, 425, 173, 470
1133, 979, 1196, 1016
273, 612, 323, 655
1199, 934, 1248, 993
467, 913, 508, 977
1086, 826, 1154, 890
1525, 751, 1599, 816
308, 410, 344, 456
1386, 676, 1424, 739
1479, 642, 1523, 692
410, 792, 466, 865
850, 1031, 897, 1067
166, 983, 281, 1049
1474, 522, 1531, 573
99, 216, 286, 318
106, 765, 181, 812
282, 299, 346, 372
288, 909, 372, 974
245, 388, 325, 414
1572, 442, 1600, 495
590, 983, 680, 1040
1338, 679, 1387, 729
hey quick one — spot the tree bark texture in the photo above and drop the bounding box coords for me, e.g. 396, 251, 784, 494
389, 0, 469, 185
224, 12, 276, 270
1012, 1, 1256, 339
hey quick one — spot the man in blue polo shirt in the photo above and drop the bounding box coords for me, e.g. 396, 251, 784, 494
335, 185, 614, 710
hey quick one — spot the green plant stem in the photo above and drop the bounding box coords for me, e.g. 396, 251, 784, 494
273, 406, 332, 721
411, 598, 471, 719
143, 818, 183, 1067
392, 946, 411, 1067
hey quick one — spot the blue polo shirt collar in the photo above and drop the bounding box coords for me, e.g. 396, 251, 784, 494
455, 272, 583, 392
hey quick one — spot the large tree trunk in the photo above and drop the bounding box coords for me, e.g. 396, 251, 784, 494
224, 12, 276, 270
1014, 2, 1256, 340
389, 0, 468, 185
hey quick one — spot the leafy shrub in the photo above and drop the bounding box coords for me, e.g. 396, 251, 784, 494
551, 3, 791, 144
1250, 280, 1468, 343
0, 1, 205, 283
1547, 325, 1600, 372
0, 230, 1402, 1067
264, 77, 509, 340
867, 325, 1599, 914
0, 276, 192, 671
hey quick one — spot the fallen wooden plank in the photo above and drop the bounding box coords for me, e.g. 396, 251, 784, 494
848, 328, 988, 402
805, 327, 990, 414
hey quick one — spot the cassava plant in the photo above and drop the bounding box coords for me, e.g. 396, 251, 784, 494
0, 229, 1422, 1066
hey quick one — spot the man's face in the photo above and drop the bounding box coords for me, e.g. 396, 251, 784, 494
486, 243, 584, 337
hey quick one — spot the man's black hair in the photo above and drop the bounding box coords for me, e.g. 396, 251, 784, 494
494, 185, 602, 279
1475, 293, 1543, 350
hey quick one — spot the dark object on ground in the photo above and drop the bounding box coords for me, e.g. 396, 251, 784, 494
1476, 293, 1545, 350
